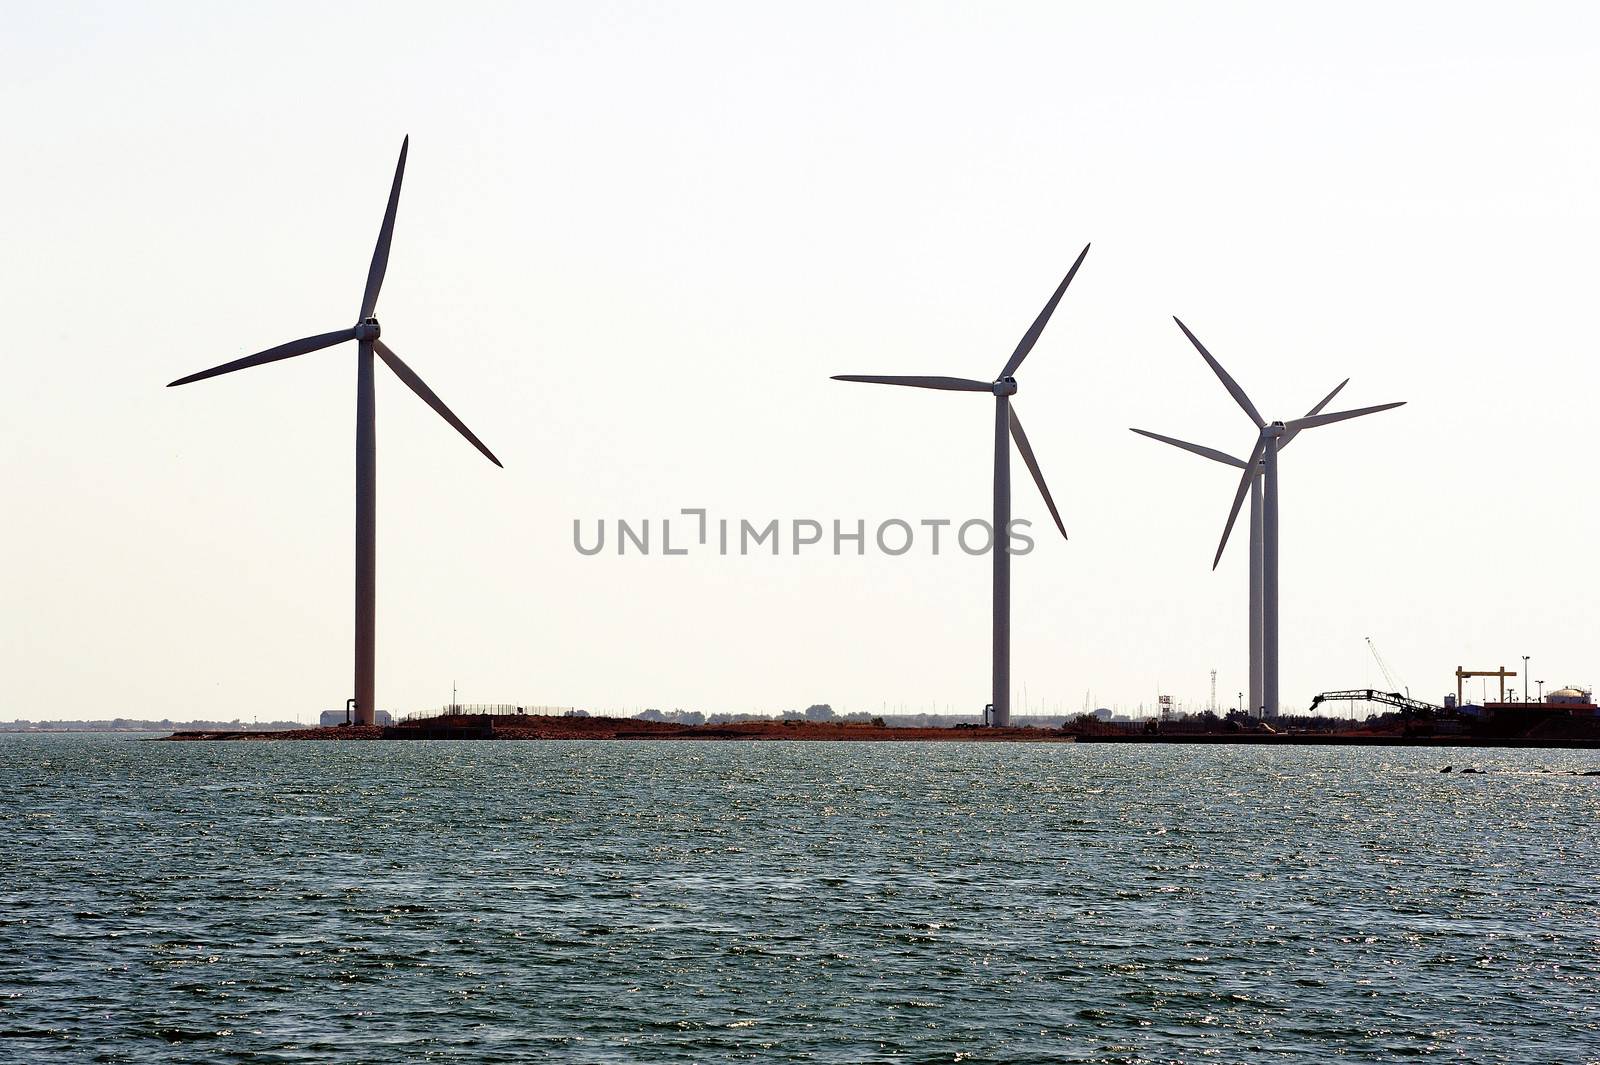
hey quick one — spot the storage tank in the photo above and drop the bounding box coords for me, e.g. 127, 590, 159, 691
1546, 687, 1591, 705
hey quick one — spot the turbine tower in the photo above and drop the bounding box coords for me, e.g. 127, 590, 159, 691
1134, 317, 1403, 718
167, 137, 502, 726
832, 244, 1089, 727
1131, 375, 1350, 717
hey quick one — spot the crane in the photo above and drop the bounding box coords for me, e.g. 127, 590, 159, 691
1310, 689, 1439, 716
1366, 637, 1408, 698
1455, 666, 1516, 705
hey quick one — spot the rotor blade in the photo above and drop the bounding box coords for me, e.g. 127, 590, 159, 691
167, 328, 355, 387
1283, 401, 1405, 434
373, 340, 502, 467
1213, 438, 1267, 570
831, 375, 989, 392
1000, 242, 1090, 379
1128, 428, 1247, 469
1304, 378, 1350, 419
1008, 406, 1066, 540
1282, 378, 1350, 449
360, 136, 409, 319
1173, 317, 1265, 428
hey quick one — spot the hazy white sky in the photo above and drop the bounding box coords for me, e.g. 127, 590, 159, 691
4, 1, 1599, 722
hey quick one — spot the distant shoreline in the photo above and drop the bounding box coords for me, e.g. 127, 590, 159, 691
6, 722, 283, 729
155, 714, 1600, 749
164, 717, 1080, 744
1077, 733, 1600, 749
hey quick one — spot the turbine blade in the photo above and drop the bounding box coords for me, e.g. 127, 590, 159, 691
374, 339, 502, 467
1173, 317, 1265, 428
1282, 378, 1350, 449
1000, 242, 1090, 379
1008, 406, 1066, 539
1128, 428, 1247, 469
1305, 378, 1350, 418
167, 328, 355, 387
1214, 438, 1267, 570
1284, 401, 1406, 433
360, 136, 409, 319
831, 375, 989, 392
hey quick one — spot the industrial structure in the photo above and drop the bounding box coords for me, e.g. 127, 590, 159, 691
1133, 319, 1404, 717
1455, 665, 1518, 705
832, 244, 1090, 727
1310, 656, 1598, 738
320, 708, 394, 727
167, 138, 502, 726
1309, 689, 1437, 716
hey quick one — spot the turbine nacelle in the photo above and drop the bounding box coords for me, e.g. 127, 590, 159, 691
992, 377, 1018, 397
354, 318, 381, 341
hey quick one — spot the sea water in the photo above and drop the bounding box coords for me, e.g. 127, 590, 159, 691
2, 734, 1596, 1062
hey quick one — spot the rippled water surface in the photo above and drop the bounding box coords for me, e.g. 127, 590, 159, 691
2, 735, 1598, 1063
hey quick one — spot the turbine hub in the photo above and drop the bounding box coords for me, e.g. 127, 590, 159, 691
354, 317, 381, 341
992, 377, 1018, 397
1263, 420, 1286, 438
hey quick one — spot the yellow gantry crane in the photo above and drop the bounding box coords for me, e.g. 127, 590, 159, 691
1456, 666, 1517, 705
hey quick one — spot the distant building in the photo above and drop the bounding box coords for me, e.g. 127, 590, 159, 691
1478, 697, 1596, 717
319, 708, 393, 726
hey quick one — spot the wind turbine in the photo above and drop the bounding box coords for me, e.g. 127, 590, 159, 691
1134, 317, 1402, 718
832, 244, 1089, 727
1131, 376, 1349, 718
167, 137, 502, 726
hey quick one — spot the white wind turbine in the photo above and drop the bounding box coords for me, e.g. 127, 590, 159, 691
167, 138, 501, 726
832, 244, 1089, 727
1133, 317, 1404, 718
1133, 376, 1350, 718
